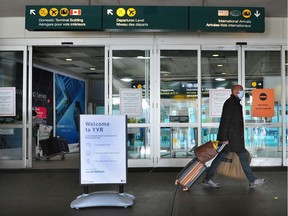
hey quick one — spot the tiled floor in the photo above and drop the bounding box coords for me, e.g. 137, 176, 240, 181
0, 166, 286, 216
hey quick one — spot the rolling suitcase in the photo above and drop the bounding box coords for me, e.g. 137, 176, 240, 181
175, 157, 207, 191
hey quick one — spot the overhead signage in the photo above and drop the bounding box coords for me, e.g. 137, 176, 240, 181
25, 6, 265, 32
25, 6, 102, 30
102, 6, 189, 31
189, 7, 265, 32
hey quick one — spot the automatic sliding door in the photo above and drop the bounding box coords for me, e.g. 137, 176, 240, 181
158, 48, 199, 167
109, 48, 153, 167
0, 47, 28, 168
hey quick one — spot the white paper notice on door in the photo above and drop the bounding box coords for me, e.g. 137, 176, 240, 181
209, 89, 231, 117
120, 88, 142, 116
0, 87, 16, 117
80, 114, 127, 185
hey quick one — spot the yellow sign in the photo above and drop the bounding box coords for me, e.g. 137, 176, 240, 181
116, 8, 126, 17
49, 8, 58, 17
127, 8, 136, 17
252, 89, 274, 117
242, 9, 251, 18
39, 8, 48, 17
60, 8, 69, 17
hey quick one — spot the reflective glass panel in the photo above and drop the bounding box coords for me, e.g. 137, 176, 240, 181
111, 50, 151, 159
201, 51, 238, 123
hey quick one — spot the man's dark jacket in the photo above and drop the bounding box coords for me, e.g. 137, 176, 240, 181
217, 94, 246, 153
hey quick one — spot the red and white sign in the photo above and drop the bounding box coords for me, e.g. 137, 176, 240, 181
35, 106, 47, 119
70, 9, 81, 16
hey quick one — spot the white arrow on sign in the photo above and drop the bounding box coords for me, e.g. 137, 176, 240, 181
254, 10, 261, 17
107, 9, 113, 15
30, 9, 36, 15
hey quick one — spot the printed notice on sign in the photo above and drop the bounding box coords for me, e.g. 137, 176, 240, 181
80, 115, 127, 185
0, 87, 16, 117
209, 89, 231, 117
252, 89, 274, 117
120, 88, 142, 116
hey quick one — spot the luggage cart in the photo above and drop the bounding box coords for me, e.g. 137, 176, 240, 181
35, 124, 68, 160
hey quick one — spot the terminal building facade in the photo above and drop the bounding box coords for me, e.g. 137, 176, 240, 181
0, 4, 287, 169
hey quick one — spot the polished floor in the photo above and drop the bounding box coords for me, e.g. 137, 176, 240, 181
0, 158, 287, 216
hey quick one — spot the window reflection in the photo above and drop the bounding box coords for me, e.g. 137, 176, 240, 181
201, 50, 238, 123
111, 50, 151, 159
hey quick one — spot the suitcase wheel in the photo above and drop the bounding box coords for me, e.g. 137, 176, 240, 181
182, 186, 190, 192
175, 179, 179, 185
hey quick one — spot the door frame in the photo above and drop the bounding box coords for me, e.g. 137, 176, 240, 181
0, 45, 29, 168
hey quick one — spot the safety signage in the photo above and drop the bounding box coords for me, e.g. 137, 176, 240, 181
102, 6, 189, 31
252, 89, 274, 117
25, 6, 102, 30
190, 7, 265, 32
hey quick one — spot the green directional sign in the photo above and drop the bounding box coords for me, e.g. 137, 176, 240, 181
189, 7, 265, 32
102, 6, 189, 31
25, 6, 102, 31
25, 6, 265, 33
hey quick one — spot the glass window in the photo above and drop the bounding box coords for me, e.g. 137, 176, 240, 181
160, 127, 196, 158
285, 50, 288, 159
111, 50, 151, 159
245, 51, 281, 123
201, 50, 238, 124
160, 50, 198, 123
0, 51, 24, 160
159, 50, 198, 159
245, 50, 281, 165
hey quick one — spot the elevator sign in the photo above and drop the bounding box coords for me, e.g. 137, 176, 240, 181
25, 6, 102, 30
102, 6, 189, 31
189, 7, 265, 32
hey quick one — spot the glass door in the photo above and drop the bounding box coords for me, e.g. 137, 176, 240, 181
108, 46, 154, 167
243, 46, 282, 166
157, 45, 200, 167
0, 46, 28, 168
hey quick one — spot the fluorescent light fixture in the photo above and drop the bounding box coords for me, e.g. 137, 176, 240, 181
137, 56, 150, 59
217, 64, 223, 67
212, 54, 219, 57
121, 78, 133, 82
89, 67, 96, 71
215, 77, 226, 81
65, 58, 72, 61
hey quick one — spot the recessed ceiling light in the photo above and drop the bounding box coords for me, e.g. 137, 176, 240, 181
221, 72, 226, 74
121, 78, 133, 82
215, 78, 226, 81
217, 64, 223, 67
90, 67, 96, 71
212, 54, 219, 57
65, 58, 72, 61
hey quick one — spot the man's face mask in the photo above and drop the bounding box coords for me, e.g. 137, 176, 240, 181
238, 90, 245, 99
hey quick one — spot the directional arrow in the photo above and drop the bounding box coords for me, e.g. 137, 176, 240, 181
254, 10, 260, 17
30, 9, 35, 15
107, 9, 113, 15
